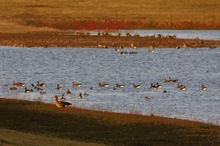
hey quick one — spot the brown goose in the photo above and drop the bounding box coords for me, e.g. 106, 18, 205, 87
72, 82, 82, 87
145, 96, 150, 100
12, 80, 25, 86
156, 82, 162, 88
78, 92, 83, 99
116, 83, 124, 88
150, 83, 157, 90
4, 84, 8, 88
40, 91, 46, 95
164, 76, 178, 83
133, 83, 141, 89
176, 82, 186, 90
180, 86, 187, 91
202, 84, 207, 91
54, 95, 71, 110
176, 82, 184, 89
66, 89, 71, 94
36, 81, 46, 87
99, 83, 109, 87
84, 92, 89, 97
25, 87, 33, 93
61, 94, 66, 101
57, 84, 63, 90
31, 84, 43, 91
10, 87, 18, 90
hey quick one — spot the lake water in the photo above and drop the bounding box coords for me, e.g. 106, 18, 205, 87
0, 30, 220, 125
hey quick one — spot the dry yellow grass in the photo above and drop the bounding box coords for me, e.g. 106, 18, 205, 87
0, 20, 59, 33
0, 0, 219, 29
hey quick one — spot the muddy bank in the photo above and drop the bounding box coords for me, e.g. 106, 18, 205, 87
0, 31, 219, 49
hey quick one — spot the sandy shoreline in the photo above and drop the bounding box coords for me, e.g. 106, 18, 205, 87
0, 31, 220, 49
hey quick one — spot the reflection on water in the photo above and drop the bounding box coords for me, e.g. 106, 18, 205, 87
0, 45, 220, 125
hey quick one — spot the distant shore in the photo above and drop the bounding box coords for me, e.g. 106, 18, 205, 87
0, 31, 220, 49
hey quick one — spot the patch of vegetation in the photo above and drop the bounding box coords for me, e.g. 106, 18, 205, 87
0, 0, 219, 30
0, 99, 219, 145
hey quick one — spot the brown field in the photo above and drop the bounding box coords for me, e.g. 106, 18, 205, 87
0, 0, 220, 30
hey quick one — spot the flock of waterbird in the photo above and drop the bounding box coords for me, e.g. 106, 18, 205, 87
1, 31, 216, 112
72, 30, 218, 50
3, 77, 208, 110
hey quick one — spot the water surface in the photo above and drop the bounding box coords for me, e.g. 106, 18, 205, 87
0, 46, 220, 125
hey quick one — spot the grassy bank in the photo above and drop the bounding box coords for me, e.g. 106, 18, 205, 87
0, 98, 220, 145
0, 0, 219, 30
0, 128, 104, 146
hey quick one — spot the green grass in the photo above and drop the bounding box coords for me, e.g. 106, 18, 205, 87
0, 0, 219, 29
0, 98, 220, 145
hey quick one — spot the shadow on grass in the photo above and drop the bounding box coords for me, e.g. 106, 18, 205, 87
0, 99, 219, 146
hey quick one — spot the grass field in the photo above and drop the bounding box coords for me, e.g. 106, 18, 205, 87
0, 98, 220, 145
0, 0, 220, 29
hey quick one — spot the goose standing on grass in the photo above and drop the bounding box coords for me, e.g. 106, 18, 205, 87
202, 85, 207, 91
54, 95, 71, 111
